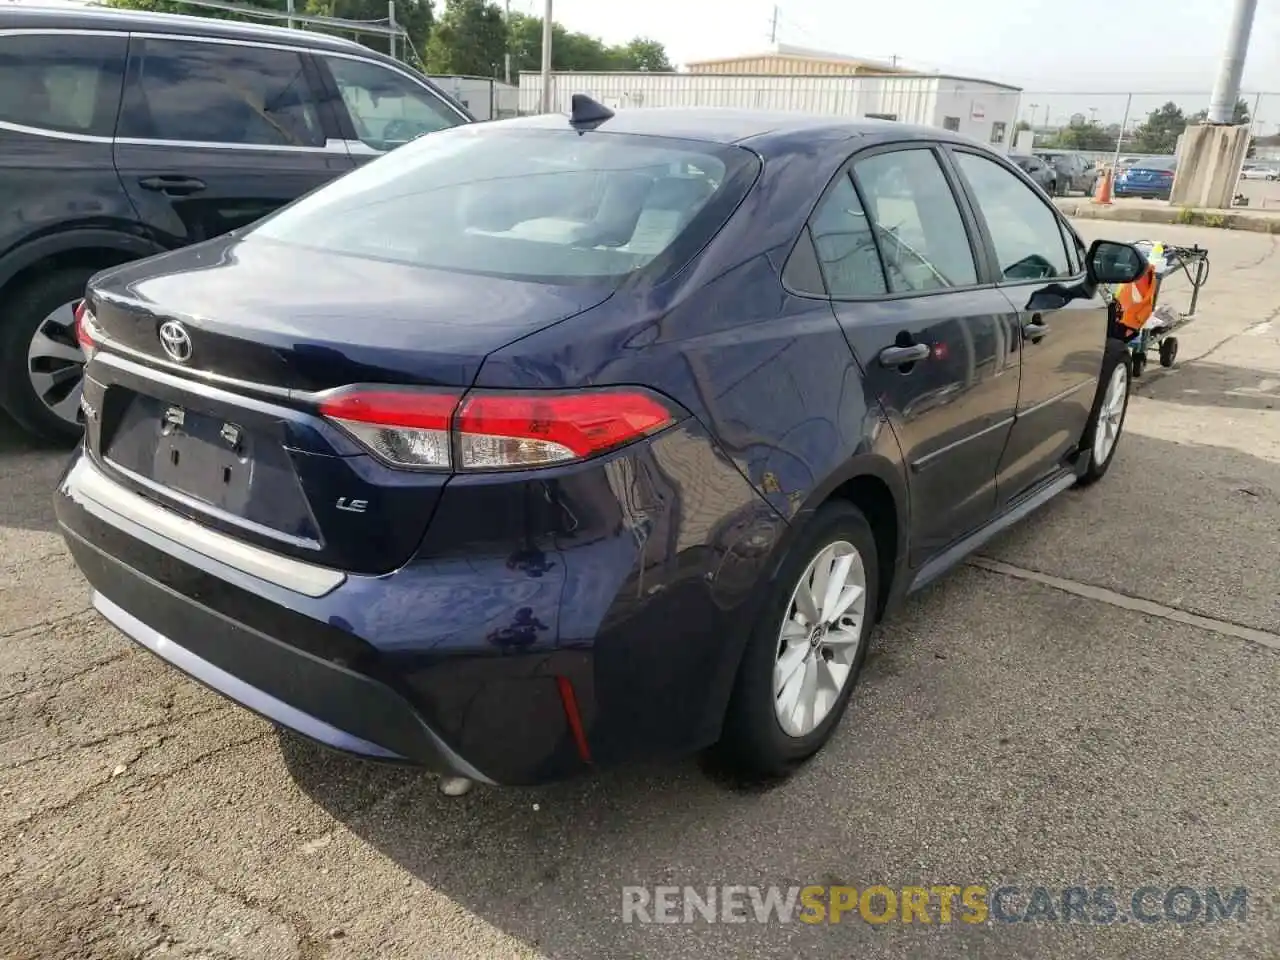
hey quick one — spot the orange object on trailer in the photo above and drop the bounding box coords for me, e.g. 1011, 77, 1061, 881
1112, 261, 1158, 333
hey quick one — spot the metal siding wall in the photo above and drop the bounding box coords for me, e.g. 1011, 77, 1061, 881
517, 73, 951, 121
515, 74, 1019, 137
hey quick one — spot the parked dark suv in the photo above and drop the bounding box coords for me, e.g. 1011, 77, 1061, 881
0, 6, 472, 441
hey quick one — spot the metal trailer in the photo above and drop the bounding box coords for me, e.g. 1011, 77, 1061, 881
1117, 240, 1211, 377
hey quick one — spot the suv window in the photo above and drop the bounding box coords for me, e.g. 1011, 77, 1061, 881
322, 56, 464, 151
119, 38, 324, 147
852, 148, 978, 293
0, 33, 126, 137
953, 151, 1071, 282
804, 173, 886, 297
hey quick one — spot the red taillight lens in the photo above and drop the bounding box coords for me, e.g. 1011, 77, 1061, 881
456, 390, 676, 469
73, 300, 97, 356
318, 389, 458, 469
318, 386, 681, 471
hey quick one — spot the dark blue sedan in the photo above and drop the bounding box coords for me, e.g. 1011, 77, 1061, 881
56, 103, 1147, 785
1115, 159, 1177, 199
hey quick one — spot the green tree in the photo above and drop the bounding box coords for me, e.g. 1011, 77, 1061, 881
424, 0, 505, 75
1050, 122, 1113, 151
506, 12, 671, 72
1131, 101, 1188, 154
614, 38, 672, 72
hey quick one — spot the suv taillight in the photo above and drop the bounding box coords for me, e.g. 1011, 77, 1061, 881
74, 301, 98, 358
318, 386, 683, 471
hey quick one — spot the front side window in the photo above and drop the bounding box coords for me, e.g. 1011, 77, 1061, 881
250, 125, 758, 285
119, 38, 324, 147
953, 151, 1072, 282
0, 33, 126, 137
323, 56, 465, 152
852, 148, 978, 293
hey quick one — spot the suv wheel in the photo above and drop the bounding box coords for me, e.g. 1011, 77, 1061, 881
717, 501, 879, 778
0, 268, 95, 442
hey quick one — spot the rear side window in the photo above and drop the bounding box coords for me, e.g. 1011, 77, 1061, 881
953, 151, 1072, 282
0, 33, 126, 137
806, 173, 886, 297
852, 148, 978, 293
118, 38, 324, 147
250, 125, 759, 285
321, 55, 464, 151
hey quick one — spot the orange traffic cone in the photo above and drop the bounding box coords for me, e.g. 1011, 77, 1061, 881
1092, 166, 1114, 205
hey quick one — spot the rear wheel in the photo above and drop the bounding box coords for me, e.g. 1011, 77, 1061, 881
1159, 336, 1179, 368
0, 268, 94, 443
717, 502, 879, 778
1077, 338, 1131, 486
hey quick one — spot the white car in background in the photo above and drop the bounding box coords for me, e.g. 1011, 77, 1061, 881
1240, 163, 1279, 181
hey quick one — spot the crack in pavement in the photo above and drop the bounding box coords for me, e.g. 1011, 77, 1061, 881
0, 650, 133, 706
0, 608, 99, 643
1, 729, 273, 838
968, 556, 1280, 652
0, 703, 232, 772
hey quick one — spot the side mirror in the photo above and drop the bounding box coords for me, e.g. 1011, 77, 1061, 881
1088, 239, 1147, 284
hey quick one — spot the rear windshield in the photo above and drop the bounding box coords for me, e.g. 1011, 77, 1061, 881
249, 124, 759, 285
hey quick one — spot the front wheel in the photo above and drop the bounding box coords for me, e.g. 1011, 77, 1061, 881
1076, 338, 1131, 486
716, 502, 879, 779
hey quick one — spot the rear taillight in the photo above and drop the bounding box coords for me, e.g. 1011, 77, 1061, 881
318, 386, 682, 471
74, 300, 98, 358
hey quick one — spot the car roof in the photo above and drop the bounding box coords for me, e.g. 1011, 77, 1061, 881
0, 4, 371, 55
494, 107, 979, 157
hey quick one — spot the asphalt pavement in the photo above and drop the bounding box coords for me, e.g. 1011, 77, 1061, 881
1, 222, 1277, 960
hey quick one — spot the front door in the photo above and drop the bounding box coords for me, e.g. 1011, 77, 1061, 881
948, 148, 1108, 505
114, 36, 353, 248
816, 144, 1021, 565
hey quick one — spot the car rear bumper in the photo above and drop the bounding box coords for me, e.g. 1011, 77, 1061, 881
56, 419, 785, 784
58, 463, 495, 780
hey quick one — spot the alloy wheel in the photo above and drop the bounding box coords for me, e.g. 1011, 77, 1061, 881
773, 540, 867, 738
26, 299, 85, 427
1092, 360, 1129, 466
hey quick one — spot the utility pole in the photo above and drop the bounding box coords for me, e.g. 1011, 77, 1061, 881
769, 5, 778, 44
286, 0, 294, 30
1208, 0, 1257, 123
1043, 104, 1050, 129
503, 0, 511, 86
540, 0, 554, 113
1089, 106, 1097, 125
387, 1, 396, 61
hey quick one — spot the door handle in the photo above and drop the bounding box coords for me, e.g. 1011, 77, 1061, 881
878, 343, 931, 368
138, 175, 207, 196
1022, 314, 1050, 342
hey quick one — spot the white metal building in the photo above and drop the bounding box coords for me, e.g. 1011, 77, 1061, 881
427, 75, 519, 121
518, 72, 1022, 148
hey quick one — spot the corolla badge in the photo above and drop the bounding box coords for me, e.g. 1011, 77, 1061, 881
158, 320, 193, 363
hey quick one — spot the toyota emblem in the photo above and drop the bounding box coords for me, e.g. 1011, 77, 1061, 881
158, 320, 193, 363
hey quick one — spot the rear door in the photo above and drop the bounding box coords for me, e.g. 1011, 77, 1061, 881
814, 143, 1022, 564
310, 52, 471, 165
948, 147, 1107, 506
114, 34, 354, 248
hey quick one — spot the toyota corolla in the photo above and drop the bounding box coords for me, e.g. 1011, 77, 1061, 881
55, 101, 1147, 786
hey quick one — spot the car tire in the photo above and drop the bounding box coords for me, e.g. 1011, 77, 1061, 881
716, 501, 880, 779
0, 267, 94, 443
1076, 337, 1131, 486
